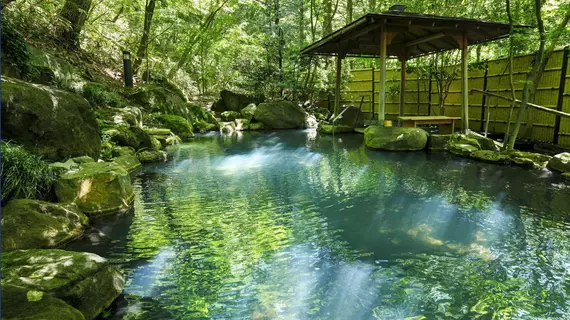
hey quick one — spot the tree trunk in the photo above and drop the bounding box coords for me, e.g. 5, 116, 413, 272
133, 0, 156, 73
503, 0, 516, 148
59, 0, 92, 50
346, 0, 352, 24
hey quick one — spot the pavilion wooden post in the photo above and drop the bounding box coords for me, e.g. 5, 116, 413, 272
460, 30, 469, 133
378, 25, 387, 125
399, 58, 406, 117
334, 53, 343, 119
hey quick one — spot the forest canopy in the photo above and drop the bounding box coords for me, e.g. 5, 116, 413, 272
2, 0, 569, 103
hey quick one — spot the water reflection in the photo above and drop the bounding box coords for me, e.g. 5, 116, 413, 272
66, 130, 570, 319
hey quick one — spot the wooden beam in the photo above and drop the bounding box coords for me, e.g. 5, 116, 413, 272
378, 24, 387, 124
461, 30, 469, 133
405, 32, 446, 47
399, 58, 406, 116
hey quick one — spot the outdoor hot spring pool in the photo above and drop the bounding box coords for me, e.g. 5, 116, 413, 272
66, 130, 570, 319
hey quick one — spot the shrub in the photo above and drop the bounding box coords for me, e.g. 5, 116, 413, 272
82, 82, 125, 108
1, 141, 58, 204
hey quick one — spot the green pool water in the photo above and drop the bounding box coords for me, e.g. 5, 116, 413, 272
68, 130, 570, 319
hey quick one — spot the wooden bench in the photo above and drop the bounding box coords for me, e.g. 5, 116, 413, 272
397, 116, 461, 134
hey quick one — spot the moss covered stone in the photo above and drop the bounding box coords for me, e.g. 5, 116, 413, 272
112, 155, 141, 173
469, 150, 510, 164
317, 123, 354, 134
55, 162, 134, 217
195, 120, 219, 132
146, 114, 194, 141
547, 152, 570, 173
129, 84, 190, 119
220, 111, 240, 121
103, 126, 155, 151
429, 134, 452, 151
111, 146, 136, 157
2, 199, 88, 252
449, 143, 479, 156
364, 126, 429, 151
241, 103, 257, 120
253, 101, 306, 129
95, 107, 142, 128
334, 106, 364, 127
248, 122, 264, 131
2, 249, 124, 319
508, 151, 551, 169
220, 121, 236, 134
1, 78, 100, 161
137, 150, 167, 163
2, 284, 85, 320
213, 90, 263, 113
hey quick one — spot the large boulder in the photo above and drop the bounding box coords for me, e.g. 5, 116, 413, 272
2, 284, 85, 320
334, 106, 364, 127
364, 126, 429, 151
103, 125, 155, 151
2, 200, 88, 252
241, 103, 257, 120
2, 249, 124, 319
96, 107, 142, 128
547, 152, 570, 173
112, 154, 141, 172
129, 84, 194, 120
253, 101, 306, 129
1, 78, 101, 161
213, 90, 264, 113
450, 143, 479, 156
507, 151, 551, 169
55, 162, 134, 217
429, 134, 452, 151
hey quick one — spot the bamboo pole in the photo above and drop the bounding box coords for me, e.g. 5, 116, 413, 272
378, 26, 387, 125
470, 89, 570, 118
399, 58, 406, 117
461, 31, 469, 133
334, 54, 342, 118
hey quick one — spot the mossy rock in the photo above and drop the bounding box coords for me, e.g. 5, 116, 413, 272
111, 146, 136, 157
220, 111, 240, 122
2, 249, 124, 320
253, 101, 306, 129
54, 162, 134, 217
27, 46, 84, 90
334, 106, 364, 127
112, 155, 141, 173
241, 103, 256, 120
508, 151, 551, 169
248, 122, 265, 131
2, 200, 88, 252
562, 172, 570, 181
2, 284, 85, 320
129, 84, 190, 120
146, 114, 194, 141
469, 150, 510, 164
234, 118, 250, 131
546, 152, 570, 173
449, 133, 499, 151
82, 82, 125, 108
1, 78, 100, 161
450, 143, 479, 156
103, 126, 154, 151
95, 107, 142, 128
137, 150, 167, 163
195, 120, 219, 132
214, 90, 263, 112
429, 134, 452, 151
364, 126, 429, 151
317, 123, 354, 134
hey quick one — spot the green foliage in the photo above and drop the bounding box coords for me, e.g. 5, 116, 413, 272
1, 141, 58, 204
1, 19, 31, 77
82, 82, 125, 108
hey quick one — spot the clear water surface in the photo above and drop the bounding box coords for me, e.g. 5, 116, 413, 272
67, 130, 570, 320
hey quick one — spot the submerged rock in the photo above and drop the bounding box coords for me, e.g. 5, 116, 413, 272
2, 249, 124, 320
2, 284, 85, 320
429, 134, 452, 151
364, 126, 429, 151
55, 162, 134, 217
547, 152, 570, 173
1, 78, 100, 161
2, 199, 88, 251
253, 101, 306, 129
317, 123, 354, 134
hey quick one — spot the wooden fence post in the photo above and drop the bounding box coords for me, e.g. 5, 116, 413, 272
371, 67, 375, 119
554, 46, 569, 144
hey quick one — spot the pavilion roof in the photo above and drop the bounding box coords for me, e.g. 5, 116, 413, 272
300, 12, 531, 59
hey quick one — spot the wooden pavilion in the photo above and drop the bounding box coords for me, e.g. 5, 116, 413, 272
300, 7, 528, 133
